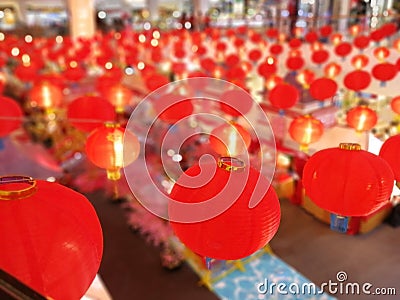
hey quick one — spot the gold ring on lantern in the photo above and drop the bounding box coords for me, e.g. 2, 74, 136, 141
0, 175, 37, 200
218, 157, 246, 172
339, 143, 361, 151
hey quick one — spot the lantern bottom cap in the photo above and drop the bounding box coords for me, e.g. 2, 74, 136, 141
107, 169, 121, 181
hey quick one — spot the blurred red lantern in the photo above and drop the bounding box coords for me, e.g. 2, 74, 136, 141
248, 49, 262, 63
0, 96, 23, 137
0, 175, 103, 300
390, 96, 400, 114
103, 83, 134, 113
233, 38, 245, 49
311, 49, 329, 65
334, 42, 352, 59
209, 122, 251, 156
269, 83, 299, 109
396, 58, 400, 71
264, 75, 283, 91
324, 62, 342, 78
353, 35, 370, 51
216, 41, 227, 54
153, 93, 193, 124
309, 77, 338, 101
257, 57, 277, 79
200, 57, 216, 73
67, 95, 116, 132
63, 63, 86, 82
219, 89, 253, 117
171, 62, 187, 77
288, 38, 302, 49
346, 106, 377, 132
289, 115, 324, 151
351, 54, 369, 69
296, 69, 315, 88
305, 31, 318, 44
14, 63, 41, 82
169, 157, 281, 260
303, 143, 394, 232
349, 25, 361, 36
319, 25, 333, 37
286, 56, 304, 72
373, 46, 390, 62
269, 43, 283, 56
85, 123, 140, 180
379, 134, 400, 181
394, 38, 400, 52
225, 54, 240, 68
29, 81, 64, 109
370, 28, 385, 43
371, 63, 398, 85
380, 22, 397, 38
343, 70, 371, 91
266, 28, 279, 40
143, 72, 169, 92
331, 33, 343, 45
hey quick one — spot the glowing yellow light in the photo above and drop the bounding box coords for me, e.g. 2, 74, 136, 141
69, 61, 78, 68
24, 35, 33, 43
22, 54, 30, 66
151, 39, 158, 47
138, 34, 146, 43
153, 31, 160, 39
137, 62, 145, 70
55, 36, 63, 44
105, 62, 113, 70
11, 47, 19, 57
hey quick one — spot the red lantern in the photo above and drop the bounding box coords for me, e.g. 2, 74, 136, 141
269, 83, 299, 109
286, 56, 304, 72
288, 38, 302, 49
309, 77, 338, 101
305, 31, 318, 44
67, 95, 116, 132
225, 54, 240, 68
319, 25, 333, 38
311, 49, 329, 65
265, 75, 283, 91
343, 70, 371, 91
103, 83, 134, 113
353, 35, 370, 51
379, 134, 400, 181
371, 63, 398, 85
14, 63, 41, 82
169, 157, 281, 260
296, 69, 315, 88
370, 28, 385, 43
63, 63, 86, 82
289, 115, 324, 151
324, 62, 342, 78
248, 49, 262, 63
266, 28, 279, 40
346, 106, 377, 132
153, 93, 194, 124
390, 96, 400, 114
257, 57, 277, 79
85, 123, 140, 180
331, 33, 343, 45
373, 46, 390, 62
0, 96, 23, 137
269, 43, 283, 56
334, 42, 352, 59
219, 89, 253, 117
209, 122, 251, 156
0, 175, 103, 300
394, 38, 400, 52
303, 143, 394, 231
351, 54, 369, 69
29, 81, 64, 109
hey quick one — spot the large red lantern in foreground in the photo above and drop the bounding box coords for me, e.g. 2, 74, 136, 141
0, 96, 23, 137
169, 157, 281, 260
346, 106, 377, 132
303, 143, 394, 232
289, 115, 324, 151
85, 123, 140, 180
0, 175, 103, 300
379, 134, 400, 181
67, 95, 116, 132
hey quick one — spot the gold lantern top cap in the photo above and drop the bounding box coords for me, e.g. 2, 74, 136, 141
218, 157, 245, 172
0, 175, 37, 200
339, 143, 361, 151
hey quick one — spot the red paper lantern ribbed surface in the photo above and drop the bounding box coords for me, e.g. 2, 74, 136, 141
343, 70, 371, 91
289, 115, 324, 149
269, 83, 299, 109
0, 96, 23, 137
85, 123, 140, 180
303, 143, 394, 216
0, 176, 103, 300
379, 134, 400, 181
309, 78, 338, 101
67, 95, 116, 132
346, 106, 377, 132
169, 159, 281, 260
390, 96, 400, 114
